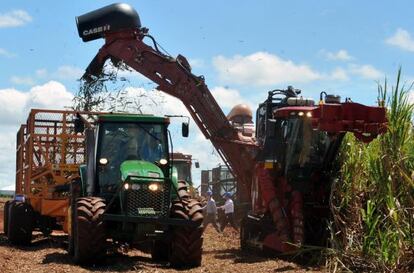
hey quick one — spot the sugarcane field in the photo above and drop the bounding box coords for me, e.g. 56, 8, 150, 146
0, 2, 413, 273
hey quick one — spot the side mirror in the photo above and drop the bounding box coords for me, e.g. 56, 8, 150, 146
195, 161, 200, 168
182, 122, 189, 137
74, 116, 85, 133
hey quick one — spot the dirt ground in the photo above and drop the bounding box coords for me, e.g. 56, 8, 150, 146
0, 199, 324, 273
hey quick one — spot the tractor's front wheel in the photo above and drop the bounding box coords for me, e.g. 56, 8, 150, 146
151, 239, 169, 261
73, 197, 106, 264
169, 181, 204, 268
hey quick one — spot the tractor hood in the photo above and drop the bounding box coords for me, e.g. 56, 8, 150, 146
120, 160, 164, 182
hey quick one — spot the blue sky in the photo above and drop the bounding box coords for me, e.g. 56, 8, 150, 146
0, 1, 413, 189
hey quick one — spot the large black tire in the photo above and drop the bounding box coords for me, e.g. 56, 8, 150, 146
169, 181, 204, 268
73, 197, 106, 264
67, 204, 75, 256
3, 200, 10, 235
240, 215, 257, 252
7, 201, 33, 245
67, 180, 80, 256
151, 240, 169, 261
240, 217, 248, 251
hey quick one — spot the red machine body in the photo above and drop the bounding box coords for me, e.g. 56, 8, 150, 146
77, 4, 387, 252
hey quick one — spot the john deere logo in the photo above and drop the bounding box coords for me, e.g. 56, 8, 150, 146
138, 208, 156, 215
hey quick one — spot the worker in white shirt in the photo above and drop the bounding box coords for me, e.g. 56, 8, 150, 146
218, 192, 238, 232
202, 191, 220, 232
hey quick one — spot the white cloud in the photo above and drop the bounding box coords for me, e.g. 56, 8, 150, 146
35, 68, 48, 78
27, 81, 73, 109
0, 81, 73, 125
0, 88, 28, 125
0, 129, 16, 189
329, 67, 349, 81
409, 91, 414, 105
349, 64, 383, 80
213, 51, 321, 86
0, 10, 32, 28
0, 81, 74, 189
386, 28, 414, 52
1, 184, 14, 191
0, 48, 15, 58
188, 58, 205, 68
13, 65, 84, 85
10, 76, 36, 86
320, 49, 354, 61
53, 65, 84, 80
211, 86, 253, 110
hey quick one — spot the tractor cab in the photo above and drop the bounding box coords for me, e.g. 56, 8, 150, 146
96, 115, 169, 189
90, 114, 174, 218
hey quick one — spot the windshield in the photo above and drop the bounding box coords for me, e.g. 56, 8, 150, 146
174, 161, 191, 183
97, 122, 168, 187
283, 118, 331, 174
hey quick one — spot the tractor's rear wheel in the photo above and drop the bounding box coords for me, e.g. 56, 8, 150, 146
73, 197, 106, 264
3, 200, 10, 235
169, 181, 204, 268
7, 201, 33, 245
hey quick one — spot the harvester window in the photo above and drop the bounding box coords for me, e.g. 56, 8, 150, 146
284, 118, 331, 178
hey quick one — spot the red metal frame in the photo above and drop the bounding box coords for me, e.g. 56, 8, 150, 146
274, 103, 387, 142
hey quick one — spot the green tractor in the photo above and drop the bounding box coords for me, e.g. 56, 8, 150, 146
68, 113, 203, 267
171, 152, 200, 197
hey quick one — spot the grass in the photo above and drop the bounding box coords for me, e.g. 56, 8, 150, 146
329, 68, 414, 272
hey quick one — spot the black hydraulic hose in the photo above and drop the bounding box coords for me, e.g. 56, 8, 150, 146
143, 34, 161, 53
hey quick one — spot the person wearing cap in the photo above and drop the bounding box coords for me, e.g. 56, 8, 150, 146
202, 191, 220, 232
218, 192, 238, 232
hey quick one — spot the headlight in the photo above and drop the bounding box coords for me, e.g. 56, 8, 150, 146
99, 158, 108, 165
306, 112, 312, 118
148, 183, 159, 191
298, 111, 304, 117
124, 183, 130, 190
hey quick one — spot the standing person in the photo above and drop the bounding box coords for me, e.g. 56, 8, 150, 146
218, 192, 238, 232
202, 191, 220, 232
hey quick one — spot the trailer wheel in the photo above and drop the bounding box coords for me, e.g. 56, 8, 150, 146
73, 197, 106, 264
169, 181, 204, 268
7, 201, 33, 245
3, 200, 10, 235
151, 240, 169, 261
67, 180, 80, 256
